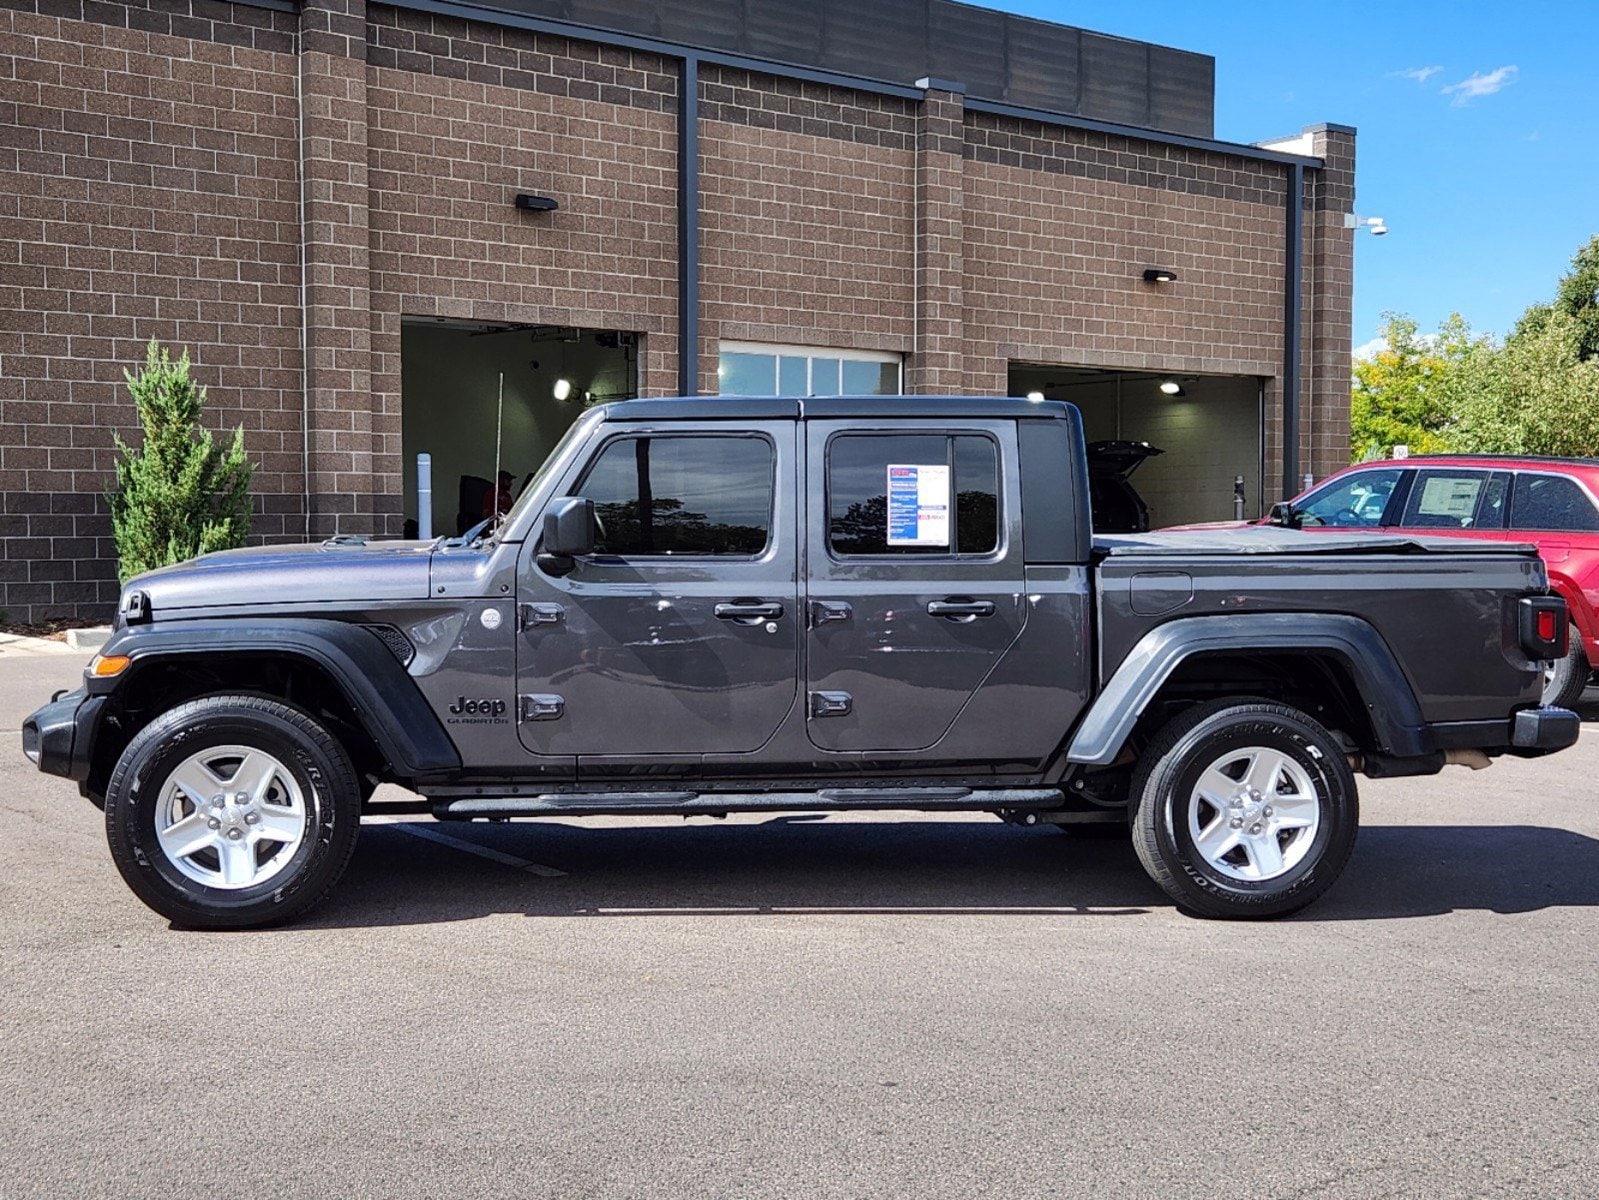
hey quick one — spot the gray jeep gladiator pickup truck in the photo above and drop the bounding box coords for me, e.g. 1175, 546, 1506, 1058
22, 397, 1580, 927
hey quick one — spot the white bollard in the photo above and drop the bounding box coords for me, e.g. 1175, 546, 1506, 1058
417, 452, 433, 540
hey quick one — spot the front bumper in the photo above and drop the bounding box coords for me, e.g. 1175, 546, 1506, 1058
1510, 705, 1581, 756
20, 688, 104, 782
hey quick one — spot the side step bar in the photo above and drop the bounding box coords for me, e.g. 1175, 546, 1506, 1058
429, 786, 1064, 821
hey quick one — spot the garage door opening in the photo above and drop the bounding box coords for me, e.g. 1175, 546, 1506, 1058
401, 321, 638, 536
1008, 365, 1264, 530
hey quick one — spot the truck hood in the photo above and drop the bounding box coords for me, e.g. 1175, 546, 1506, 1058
130, 540, 436, 612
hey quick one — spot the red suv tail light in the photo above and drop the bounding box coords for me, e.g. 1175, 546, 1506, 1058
1518, 596, 1569, 661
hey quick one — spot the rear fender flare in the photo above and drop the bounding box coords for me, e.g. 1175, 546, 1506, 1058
1066, 613, 1428, 766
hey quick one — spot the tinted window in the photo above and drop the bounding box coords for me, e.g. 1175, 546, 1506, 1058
1512, 474, 1599, 532
1296, 469, 1400, 528
1399, 470, 1501, 530
577, 436, 773, 556
828, 434, 1000, 556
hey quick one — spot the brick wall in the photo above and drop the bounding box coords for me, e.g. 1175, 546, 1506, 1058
700, 65, 915, 390
0, 0, 303, 618
364, 6, 679, 529
0, 0, 1353, 620
961, 115, 1289, 390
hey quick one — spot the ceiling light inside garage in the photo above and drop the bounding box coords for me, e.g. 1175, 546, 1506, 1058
1159, 380, 1185, 397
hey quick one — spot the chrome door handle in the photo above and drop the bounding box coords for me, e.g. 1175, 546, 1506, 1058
927, 599, 996, 620
714, 601, 785, 623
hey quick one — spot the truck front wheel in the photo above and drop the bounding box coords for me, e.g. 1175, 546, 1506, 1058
1129, 701, 1358, 918
104, 695, 362, 929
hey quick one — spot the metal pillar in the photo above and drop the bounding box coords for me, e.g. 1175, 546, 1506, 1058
1282, 162, 1304, 495
677, 55, 700, 396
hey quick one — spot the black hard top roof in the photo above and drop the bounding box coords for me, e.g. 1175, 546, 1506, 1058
599, 396, 1077, 421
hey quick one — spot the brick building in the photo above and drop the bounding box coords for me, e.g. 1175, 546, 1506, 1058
0, 0, 1356, 621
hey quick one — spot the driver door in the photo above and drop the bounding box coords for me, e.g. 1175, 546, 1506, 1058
515, 422, 800, 761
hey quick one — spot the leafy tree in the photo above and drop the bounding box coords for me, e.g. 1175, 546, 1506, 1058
1554, 234, 1599, 361
1349, 312, 1478, 461
1444, 311, 1599, 456
108, 340, 254, 583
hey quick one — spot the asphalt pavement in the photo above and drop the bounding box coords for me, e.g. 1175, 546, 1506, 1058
3, 647, 1598, 1199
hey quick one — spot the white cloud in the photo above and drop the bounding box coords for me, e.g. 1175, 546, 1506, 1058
1441, 65, 1519, 105
1390, 65, 1443, 84
1353, 336, 1388, 361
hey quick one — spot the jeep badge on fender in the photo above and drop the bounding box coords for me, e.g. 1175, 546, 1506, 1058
18, 395, 1580, 929
448, 696, 507, 719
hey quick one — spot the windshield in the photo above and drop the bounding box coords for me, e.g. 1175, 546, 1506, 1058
493, 410, 597, 539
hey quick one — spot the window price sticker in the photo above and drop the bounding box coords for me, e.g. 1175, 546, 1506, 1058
886, 463, 951, 546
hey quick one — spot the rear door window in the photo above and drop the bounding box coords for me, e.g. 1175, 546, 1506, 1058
827, 433, 1000, 556
1295, 469, 1401, 528
1398, 469, 1504, 530
1511, 474, 1599, 532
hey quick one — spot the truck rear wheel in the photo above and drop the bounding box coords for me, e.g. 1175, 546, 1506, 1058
1541, 623, 1589, 709
1129, 701, 1357, 919
104, 695, 361, 929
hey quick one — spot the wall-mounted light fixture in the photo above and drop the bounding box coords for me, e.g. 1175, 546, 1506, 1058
552, 377, 573, 401
1158, 380, 1186, 397
1025, 391, 1046, 403
1142, 268, 1178, 284
515, 193, 560, 212
1344, 213, 1387, 237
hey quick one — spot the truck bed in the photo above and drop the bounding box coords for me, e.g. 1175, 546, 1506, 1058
1095, 528, 1540, 557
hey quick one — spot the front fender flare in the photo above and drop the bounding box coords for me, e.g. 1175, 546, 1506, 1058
1066, 613, 1428, 766
91, 618, 461, 777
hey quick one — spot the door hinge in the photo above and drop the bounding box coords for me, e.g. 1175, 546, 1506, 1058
518, 694, 565, 722
808, 691, 853, 718
809, 600, 852, 626
518, 602, 565, 630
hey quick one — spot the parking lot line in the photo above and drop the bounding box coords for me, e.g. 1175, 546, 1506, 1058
363, 814, 567, 877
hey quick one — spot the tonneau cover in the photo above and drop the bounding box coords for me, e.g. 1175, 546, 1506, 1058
1095, 528, 1540, 557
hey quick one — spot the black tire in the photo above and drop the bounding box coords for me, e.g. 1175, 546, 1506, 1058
104, 695, 361, 929
1130, 700, 1358, 919
1541, 624, 1590, 709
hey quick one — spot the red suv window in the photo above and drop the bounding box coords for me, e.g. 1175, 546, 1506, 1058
1398, 469, 1509, 531
1511, 474, 1599, 532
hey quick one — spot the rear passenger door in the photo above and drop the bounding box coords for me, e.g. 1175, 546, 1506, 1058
1393, 468, 1510, 539
1508, 472, 1599, 653
803, 419, 1025, 752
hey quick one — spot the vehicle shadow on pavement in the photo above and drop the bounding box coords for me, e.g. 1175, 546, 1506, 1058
312, 819, 1162, 927
306, 817, 1599, 928
1308, 823, 1599, 921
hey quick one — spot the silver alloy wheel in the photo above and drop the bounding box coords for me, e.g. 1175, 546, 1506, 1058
152, 745, 310, 890
1186, 745, 1321, 882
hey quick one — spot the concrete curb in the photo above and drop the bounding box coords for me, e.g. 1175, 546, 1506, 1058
0, 632, 82, 657
64, 626, 112, 654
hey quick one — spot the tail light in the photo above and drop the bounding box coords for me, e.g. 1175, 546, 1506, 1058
1518, 596, 1569, 661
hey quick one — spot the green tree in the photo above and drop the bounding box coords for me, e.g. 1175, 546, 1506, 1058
108, 340, 254, 583
1445, 310, 1599, 456
1349, 312, 1477, 461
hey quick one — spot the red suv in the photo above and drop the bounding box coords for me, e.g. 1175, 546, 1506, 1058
1186, 455, 1599, 707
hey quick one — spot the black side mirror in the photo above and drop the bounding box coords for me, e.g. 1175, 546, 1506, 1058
538, 496, 596, 577
1267, 501, 1302, 529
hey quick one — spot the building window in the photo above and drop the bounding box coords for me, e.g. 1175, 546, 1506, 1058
717, 341, 901, 397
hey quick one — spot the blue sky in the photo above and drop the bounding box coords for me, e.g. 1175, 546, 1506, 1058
988, 1, 1598, 350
